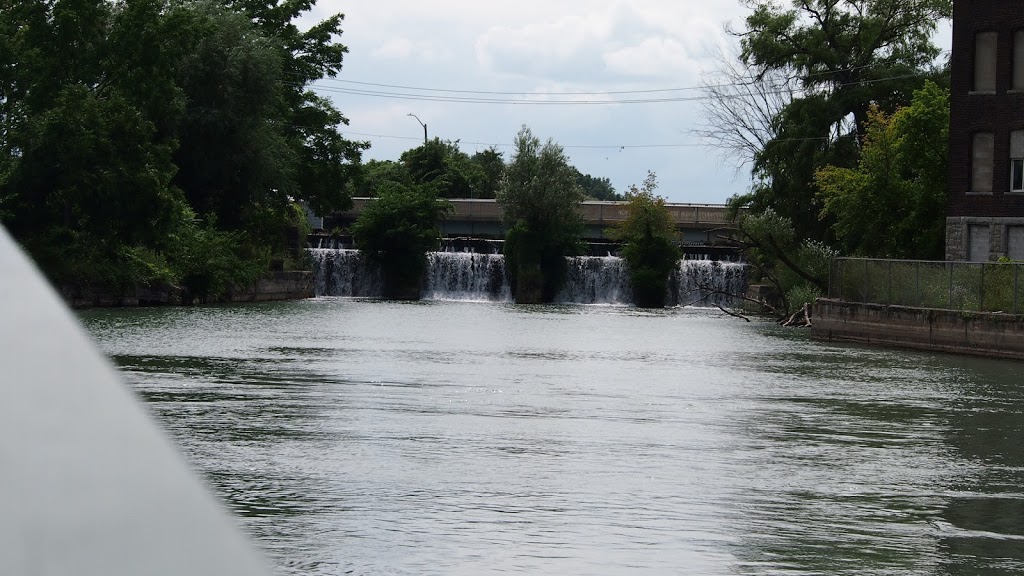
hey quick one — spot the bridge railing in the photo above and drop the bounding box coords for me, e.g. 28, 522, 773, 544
829, 257, 1024, 314
339, 198, 737, 227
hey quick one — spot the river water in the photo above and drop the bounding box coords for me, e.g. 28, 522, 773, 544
79, 299, 1024, 575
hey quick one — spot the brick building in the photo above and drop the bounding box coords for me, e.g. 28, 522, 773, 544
946, 0, 1024, 261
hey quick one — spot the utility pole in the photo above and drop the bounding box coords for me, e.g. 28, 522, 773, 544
407, 113, 427, 144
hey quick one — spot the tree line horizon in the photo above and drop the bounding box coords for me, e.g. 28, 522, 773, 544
0, 0, 954, 312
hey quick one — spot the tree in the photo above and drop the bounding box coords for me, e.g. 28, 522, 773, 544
815, 81, 949, 259
351, 183, 451, 300
354, 159, 413, 197
695, 44, 796, 176
399, 138, 484, 199
707, 0, 951, 240
0, 0, 365, 299
574, 169, 622, 201
732, 208, 838, 315
497, 126, 585, 303
171, 3, 293, 232
470, 147, 505, 199
224, 0, 367, 216
0, 0, 189, 290
611, 172, 680, 308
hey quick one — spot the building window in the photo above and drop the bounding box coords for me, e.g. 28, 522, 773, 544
1013, 131, 1024, 192
1009, 226, 1024, 261
972, 132, 995, 193
969, 224, 992, 262
975, 31, 998, 92
1014, 30, 1024, 91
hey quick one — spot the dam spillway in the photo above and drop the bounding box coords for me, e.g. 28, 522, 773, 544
309, 249, 746, 307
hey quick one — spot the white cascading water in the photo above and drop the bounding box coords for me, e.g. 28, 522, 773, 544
309, 249, 384, 298
668, 259, 748, 307
309, 248, 746, 307
422, 252, 512, 302
556, 256, 633, 305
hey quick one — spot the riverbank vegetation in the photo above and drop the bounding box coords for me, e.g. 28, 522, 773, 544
0, 0, 365, 302
700, 0, 952, 316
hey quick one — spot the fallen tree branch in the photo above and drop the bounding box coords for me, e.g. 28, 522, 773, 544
694, 282, 784, 318
717, 305, 751, 322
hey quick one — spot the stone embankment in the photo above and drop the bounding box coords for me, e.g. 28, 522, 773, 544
813, 298, 1024, 360
63, 271, 314, 309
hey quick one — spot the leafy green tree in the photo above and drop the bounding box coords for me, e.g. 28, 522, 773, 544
170, 3, 292, 231
351, 183, 451, 300
733, 208, 838, 315
497, 126, 585, 303
816, 81, 949, 259
0, 0, 364, 299
399, 138, 487, 199
723, 0, 951, 240
0, 0, 189, 291
354, 159, 413, 197
611, 172, 680, 308
575, 169, 622, 201
470, 147, 505, 199
224, 0, 367, 216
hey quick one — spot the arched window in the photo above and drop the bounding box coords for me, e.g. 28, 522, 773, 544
975, 31, 998, 92
1014, 30, 1024, 91
972, 132, 995, 193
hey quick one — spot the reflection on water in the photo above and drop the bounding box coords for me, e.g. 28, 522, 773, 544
80, 300, 1024, 575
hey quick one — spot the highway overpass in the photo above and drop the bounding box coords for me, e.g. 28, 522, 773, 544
326, 198, 740, 244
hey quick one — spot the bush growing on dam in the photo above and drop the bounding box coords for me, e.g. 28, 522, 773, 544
497, 126, 585, 303
611, 172, 681, 308
351, 182, 452, 300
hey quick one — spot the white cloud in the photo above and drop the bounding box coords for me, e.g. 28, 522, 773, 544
371, 37, 445, 62
604, 37, 698, 79
297, 1, 950, 203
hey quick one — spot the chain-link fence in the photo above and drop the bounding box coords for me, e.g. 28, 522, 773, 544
829, 258, 1024, 313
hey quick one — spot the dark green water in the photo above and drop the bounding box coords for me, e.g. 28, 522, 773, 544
80, 299, 1024, 575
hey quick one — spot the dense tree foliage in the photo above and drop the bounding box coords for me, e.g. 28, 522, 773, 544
399, 138, 482, 199
470, 147, 506, 199
611, 172, 680, 308
734, 209, 838, 314
0, 0, 364, 299
575, 170, 622, 201
816, 82, 949, 259
351, 183, 450, 299
719, 0, 950, 241
497, 126, 585, 303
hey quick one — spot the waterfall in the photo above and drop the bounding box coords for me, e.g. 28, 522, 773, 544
309, 249, 384, 298
668, 259, 748, 307
422, 252, 512, 302
308, 248, 746, 306
556, 256, 633, 305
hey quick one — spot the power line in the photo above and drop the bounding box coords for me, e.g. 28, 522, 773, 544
292, 53, 951, 98
298, 71, 926, 106
338, 130, 832, 150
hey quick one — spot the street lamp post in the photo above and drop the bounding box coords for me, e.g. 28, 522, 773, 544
407, 113, 427, 144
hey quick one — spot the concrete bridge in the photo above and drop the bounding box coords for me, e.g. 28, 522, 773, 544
327, 198, 739, 244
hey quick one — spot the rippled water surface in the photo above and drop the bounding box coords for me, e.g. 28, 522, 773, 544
80, 299, 1024, 575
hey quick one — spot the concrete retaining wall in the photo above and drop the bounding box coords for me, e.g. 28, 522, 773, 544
226, 271, 314, 303
813, 298, 1024, 360
65, 271, 314, 309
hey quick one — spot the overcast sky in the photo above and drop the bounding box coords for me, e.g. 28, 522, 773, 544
301, 1, 951, 204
